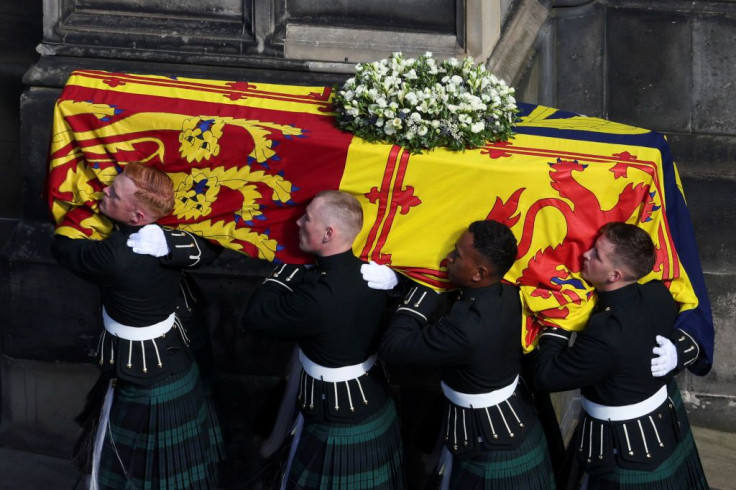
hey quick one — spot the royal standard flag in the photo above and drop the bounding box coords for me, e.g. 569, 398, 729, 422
47, 70, 713, 372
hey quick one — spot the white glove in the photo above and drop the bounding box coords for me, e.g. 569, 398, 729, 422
651, 335, 677, 377
360, 261, 398, 290
126, 224, 169, 257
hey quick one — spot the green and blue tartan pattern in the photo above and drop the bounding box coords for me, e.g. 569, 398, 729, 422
97, 361, 224, 490
286, 398, 406, 490
587, 378, 708, 490
449, 420, 556, 490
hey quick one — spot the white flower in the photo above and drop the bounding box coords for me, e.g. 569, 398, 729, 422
334, 51, 517, 152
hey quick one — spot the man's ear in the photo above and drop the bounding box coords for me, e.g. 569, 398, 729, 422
129, 209, 147, 226
472, 264, 490, 282
608, 268, 624, 284
322, 226, 334, 243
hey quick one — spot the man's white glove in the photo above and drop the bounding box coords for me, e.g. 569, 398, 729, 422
126, 224, 169, 257
651, 335, 678, 377
360, 261, 398, 290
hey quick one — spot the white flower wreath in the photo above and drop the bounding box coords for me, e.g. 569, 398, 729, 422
333, 52, 518, 154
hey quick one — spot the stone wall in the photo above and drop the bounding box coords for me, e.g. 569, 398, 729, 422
0, 0, 734, 486
544, 0, 736, 432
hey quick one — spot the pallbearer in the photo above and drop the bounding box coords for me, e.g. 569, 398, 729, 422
380, 220, 555, 489
534, 222, 708, 489
243, 190, 406, 489
52, 163, 223, 489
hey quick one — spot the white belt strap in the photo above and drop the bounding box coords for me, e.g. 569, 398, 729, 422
298, 348, 376, 383
102, 307, 175, 341
583, 385, 668, 422
440, 375, 519, 409
89, 379, 114, 490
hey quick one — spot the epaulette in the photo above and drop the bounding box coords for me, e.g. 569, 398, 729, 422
166, 230, 203, 267
672, 328, 700, 369
263, 263, 305, 292
396, 284, 441, 323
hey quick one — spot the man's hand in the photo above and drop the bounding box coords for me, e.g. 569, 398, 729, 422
360, 261, 399, 290
651, 335, 677, 377
126, 224, 169, 257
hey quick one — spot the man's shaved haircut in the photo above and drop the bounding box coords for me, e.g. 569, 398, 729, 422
314, 190, 364, 241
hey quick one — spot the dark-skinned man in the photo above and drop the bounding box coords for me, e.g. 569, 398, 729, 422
380, 220, 555, 490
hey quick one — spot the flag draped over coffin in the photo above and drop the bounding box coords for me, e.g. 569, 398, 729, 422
47, 70, 713, 372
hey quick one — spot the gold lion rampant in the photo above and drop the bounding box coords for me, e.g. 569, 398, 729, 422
170, 166, 292, 261
179, 115, 304, 164
179, 219, 281, 263
50, 100, 304, 260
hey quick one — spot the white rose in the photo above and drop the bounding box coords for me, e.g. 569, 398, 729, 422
470, 121, 485, 133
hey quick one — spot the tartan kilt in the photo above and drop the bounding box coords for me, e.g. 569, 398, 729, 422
587, 378, 709, 490
448, 420, 556, 490
97, 361, 224, 489
286, 398, 406, 490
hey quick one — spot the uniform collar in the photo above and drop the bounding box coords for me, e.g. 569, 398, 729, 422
595, 282, 639, 310
458, 282, 503, 301
315, 250, 359, 271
